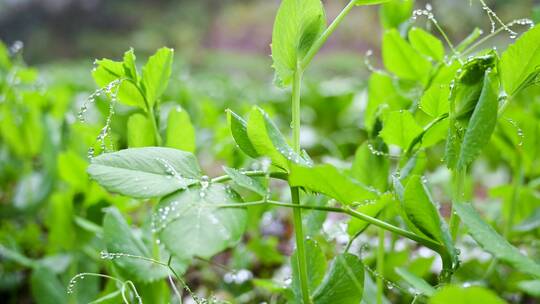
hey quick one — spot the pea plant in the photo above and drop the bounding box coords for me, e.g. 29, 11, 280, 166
71, 0, 540, 303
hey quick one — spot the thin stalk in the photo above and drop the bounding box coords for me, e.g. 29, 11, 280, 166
216, 200, 444, 253
148, 105, 162, 146
449, 169, 466, 241
300, 0, 357, 71
376, 230, 385, 304
210, 171, 287, 184
290, 64, 311, 304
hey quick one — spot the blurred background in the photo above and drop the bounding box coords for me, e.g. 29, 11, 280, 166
0, 0, 536, 65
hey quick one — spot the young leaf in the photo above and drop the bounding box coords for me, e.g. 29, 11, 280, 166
227, 109, 260, 158
103, 208, 184, 282
289, 163, 378, 205
408, 27, 445, 62
395, 267, 436, 296
223, 166, 266, 196
291, 239, 327, 301
123, 48, 138, 81
312, 254, 365, 304
156, 184, 247, 259
166, 106, 196, 153
141, 47, 174, 107
127, 113, 156, 147
351, 142, 389, 192
403, 175, 445, 242
92, 58, 124, 87
380, 110, 423, 149
117, 80, 147, 109
457, 69, 499, 170
382, 29, 431, 83
88, 147, 201, 198
420, 85, 450, 117
454, 202, 540, 278
271, 0, 326, 86
500, 25, 540, 96
247, 107, 309, 170
429, 285, 506, 304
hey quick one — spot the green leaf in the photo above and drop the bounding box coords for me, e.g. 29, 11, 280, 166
289, 163, 377, 205
141, 47, 174, 107
291, 239, 327, 301
227, 109, 260, 158
271, 0, 326, 86
517, 280, 540, 297
156, 184, 247, 259
127, 113, 156, 147
380, 0, 414, 29
380, 110, 423, 149
382, 29, 432, 83
351, 142, 389, 192
103, 208, 182, 283
247, 107, 309, 170
57, 150, 88, 191
420, 85, 450, 117
166, 106, 196, 153
365, 72, 411, 132
123, 48, 138, 81
500, 25, 540, 96
88, 147, 201, 199
117, 80, 146, 109
395, 267, 435, 296
403, 175, 445, 242
457, 69, 499, 170
408, 27, 445, 62
223, 167, 266, 196
312, 254, 365, 304
355, 0, 392, 5
454, 202, 540, 278
429, 285, 506, 304
30, 268, 68, 304
92, 58, 124, 87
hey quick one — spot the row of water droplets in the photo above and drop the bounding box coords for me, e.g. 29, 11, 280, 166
78, 78, 123, 160
67, 271, 142, 304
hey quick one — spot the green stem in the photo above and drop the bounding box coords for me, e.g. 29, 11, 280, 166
210, 170, 287, 184
290, 64, 311, 304
148, 106, 162, 146
300, 0, 357, 71
216, 200, 444, 253
449, 169, 466, 241
376, 230, 385, 304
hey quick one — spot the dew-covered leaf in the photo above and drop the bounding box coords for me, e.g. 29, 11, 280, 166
409, 27, 445, 62
88, 147, 201, 199
382, 29, 432, 83
289, 163, 378, 205
103, 208, 183, 283
166, 106, 196, 153
312, 253, 365, 304
223, 166, 266, 196
141, 47, 173, 107
454, 202, 540, 278
227, 109, 260, 158
271, 0, 326, 86
380, 110, 423, 149
457, 69, 499, 170
351, 142, 389, 192
127, 113, 156, 147
156, 184, 247, 260
500, 25, 540, 96
247, 107, 309, 170
348, 193, 395, 235
291, 239, 326, 301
